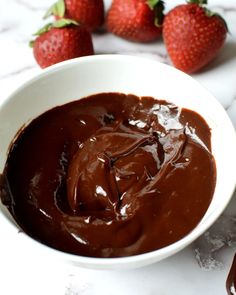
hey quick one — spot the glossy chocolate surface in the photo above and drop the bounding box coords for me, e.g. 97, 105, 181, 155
0, 93, 216, 257
227, 254, 236, 295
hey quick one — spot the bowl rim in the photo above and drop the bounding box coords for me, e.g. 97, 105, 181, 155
1, 54, 236, 268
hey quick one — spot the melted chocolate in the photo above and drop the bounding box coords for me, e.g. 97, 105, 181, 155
227, 254, 236, 294
0, 93, 216, 258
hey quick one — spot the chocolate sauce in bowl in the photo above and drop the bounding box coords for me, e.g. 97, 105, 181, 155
0, 93, 216, 258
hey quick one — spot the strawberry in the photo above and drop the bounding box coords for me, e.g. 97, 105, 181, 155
44, 0, 104, 32
30, 19, 94, 68
106, 0, 165, 43
163, 0, 227, 73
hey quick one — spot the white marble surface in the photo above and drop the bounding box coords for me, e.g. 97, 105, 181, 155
0, 0, 236, 294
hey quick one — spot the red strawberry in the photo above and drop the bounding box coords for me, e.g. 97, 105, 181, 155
106, 0, 165, 43
31, 19, 94, 68
44, 0, 104, 32
163, 0, 227, 73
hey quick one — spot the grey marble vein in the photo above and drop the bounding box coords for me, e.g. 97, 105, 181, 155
0, 64, 36, 80
194, 214, 236, 271
212, 5, 236, 13
96, 50, 170, 64
0, 26, 14, 34
225, 95, 236, 111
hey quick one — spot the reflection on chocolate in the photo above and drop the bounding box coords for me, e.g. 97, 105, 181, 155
0, 93, 216, 258
227, 254, 236, 295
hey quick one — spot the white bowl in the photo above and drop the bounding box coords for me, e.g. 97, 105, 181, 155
0, 54, 236, 270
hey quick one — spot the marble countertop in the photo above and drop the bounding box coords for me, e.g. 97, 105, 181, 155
0, 0, 236, 294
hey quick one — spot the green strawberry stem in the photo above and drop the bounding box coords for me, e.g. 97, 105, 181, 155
147, 0, 162, 8
29, 40, 35, 48
33, 19, 78, 36
29, 18, 79, 47
33, 23, 54, 36
187, 0, 228, 32
53, 18, 79, 28
43, 0, 65, 19
187, 0, 207, 5
146, 0, 165, 27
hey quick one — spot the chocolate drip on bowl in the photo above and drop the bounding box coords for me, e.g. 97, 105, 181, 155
227, 254, 236, 295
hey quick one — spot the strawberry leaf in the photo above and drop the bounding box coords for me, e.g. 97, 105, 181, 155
187, 0, 207, 5
33, 23, 53, 36
31, 18, 78, 39
52, 18, 79, 28
30, 23, 53, 47
29, 17, 79, 48
147, 0, 160, 10
29, 40, 35, 48
146, 0, 165, 27
43, 0, 65, 19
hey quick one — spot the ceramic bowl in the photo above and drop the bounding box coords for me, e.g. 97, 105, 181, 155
0, 54, 236, 269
